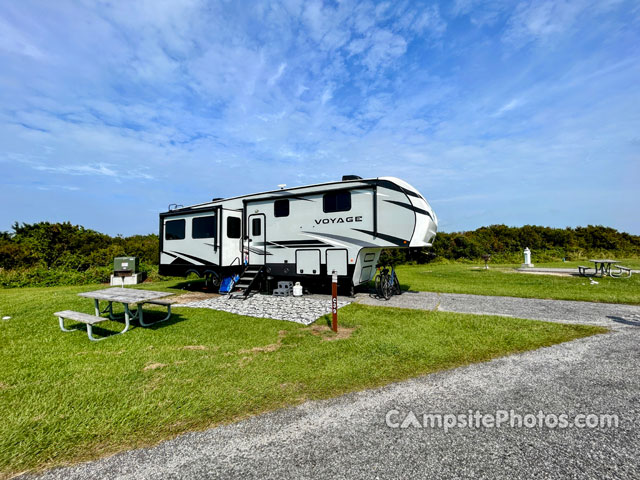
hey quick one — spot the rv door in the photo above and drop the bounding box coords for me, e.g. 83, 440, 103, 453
248, 214, 266, 265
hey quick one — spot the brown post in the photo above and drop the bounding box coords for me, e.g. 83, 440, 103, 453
331, 270, 338, 332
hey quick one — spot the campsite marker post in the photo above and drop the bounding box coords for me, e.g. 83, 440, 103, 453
331, 270, 338, 332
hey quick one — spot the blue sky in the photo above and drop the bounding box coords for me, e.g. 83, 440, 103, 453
1, 0, 638, 236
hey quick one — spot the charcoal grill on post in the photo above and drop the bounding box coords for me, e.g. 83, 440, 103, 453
110, 257, 144, 285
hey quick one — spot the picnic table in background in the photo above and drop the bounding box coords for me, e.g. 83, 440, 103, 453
55, 287, 174, 341
578, 259, 632, 278
589, 259, 619, 277
578, 259, 631, 278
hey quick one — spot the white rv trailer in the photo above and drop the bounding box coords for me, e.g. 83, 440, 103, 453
158, 176, 437, 291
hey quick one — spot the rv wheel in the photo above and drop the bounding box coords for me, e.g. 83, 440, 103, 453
185, 269, 200, 279
204, 271, 221, 289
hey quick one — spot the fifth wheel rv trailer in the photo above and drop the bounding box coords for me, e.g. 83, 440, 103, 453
158, 176, 437, 294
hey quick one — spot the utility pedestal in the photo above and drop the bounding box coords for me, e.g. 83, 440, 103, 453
331, 270, 338, 332
521, 247, 534, 268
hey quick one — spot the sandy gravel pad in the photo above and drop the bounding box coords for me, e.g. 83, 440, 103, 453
176, 294, 351, 325
168, 292, 220, 304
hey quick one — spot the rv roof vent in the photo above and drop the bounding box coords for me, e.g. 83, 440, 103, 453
211, 197, 223, 201
342, 175, 362, 181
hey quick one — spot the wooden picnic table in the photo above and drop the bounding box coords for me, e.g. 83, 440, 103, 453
589, 259, 618, 277
78, 287, 174, 327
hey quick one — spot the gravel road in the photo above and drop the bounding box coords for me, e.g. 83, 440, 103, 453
22, 294, 640, 480
356, 290, 640, 327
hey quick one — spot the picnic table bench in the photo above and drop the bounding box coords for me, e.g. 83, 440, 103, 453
612, 265, 632, 278
55, 310, 122, 342
578, 265, 592, 276
54, 288, 174, 341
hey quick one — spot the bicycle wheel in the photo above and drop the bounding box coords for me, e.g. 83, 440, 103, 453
381, 274, 392, 300
393, 274, 402, 296
374, 273, 383, 298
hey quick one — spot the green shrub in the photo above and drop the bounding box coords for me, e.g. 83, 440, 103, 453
0, 266, 110, 288
0, 263, 168, 288
386, 224, 640, 265
1, 221, 639, 286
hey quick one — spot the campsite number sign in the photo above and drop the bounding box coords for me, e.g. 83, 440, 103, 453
331, 271, 338, 332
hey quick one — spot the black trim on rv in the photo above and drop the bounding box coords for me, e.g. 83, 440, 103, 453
383, 199, 433, 219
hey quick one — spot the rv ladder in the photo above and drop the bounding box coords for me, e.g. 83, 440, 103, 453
229, 265, 264, 299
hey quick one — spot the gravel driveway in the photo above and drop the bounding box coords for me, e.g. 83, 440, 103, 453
356, 291, 640, 328
22, 294, 640, 479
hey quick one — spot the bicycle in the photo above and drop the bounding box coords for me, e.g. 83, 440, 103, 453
390, 266, 401, 296
374, 265, 402, 300
374, 267, 390, 300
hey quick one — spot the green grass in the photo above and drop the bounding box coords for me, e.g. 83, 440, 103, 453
395, 261, 640, 304
0, 281, 605, 477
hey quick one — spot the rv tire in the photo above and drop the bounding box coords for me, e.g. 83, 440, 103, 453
185, 269, 201, 279
204, 270, 221, 289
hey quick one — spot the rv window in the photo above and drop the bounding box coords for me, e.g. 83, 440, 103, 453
165, 219, 185, 240
252, 218, 262, 236
192, 215, 216, 239
227, 217, 241, 238
274, 199, 289, 217
323, 191, 351, 213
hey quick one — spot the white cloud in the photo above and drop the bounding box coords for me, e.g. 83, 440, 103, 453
268, 62, 287, 86
321, 88, 333, 105
450, 0, 511, 26
363, 29, 407, 71
502, 0, 625, 45
412, 6, 447, 35
347, 28, 408, 72
393, 4, 446, 36
0, 17, 46, 59
493, 98, 524, 116
35, 184, 81, 191
17, 157, 154, 180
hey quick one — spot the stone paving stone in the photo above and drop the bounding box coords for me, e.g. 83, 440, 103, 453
176, 294, 351, 325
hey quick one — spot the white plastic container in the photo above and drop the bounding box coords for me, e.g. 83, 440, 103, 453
293, 282, 303, 297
